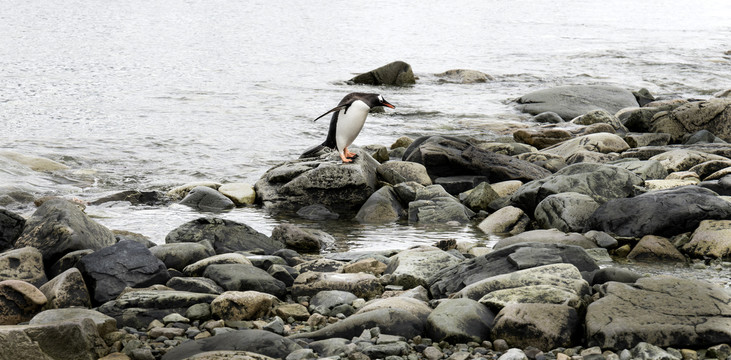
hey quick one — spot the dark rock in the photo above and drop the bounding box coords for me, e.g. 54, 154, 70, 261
268, 264, 298, 287
165, 217, 283, 255
434, 175, 488, 195
15, 198, 116, 265
288, 308, 424, 341
588, 186, 731, 238
426, 298, 495, 343
534, 193, 601, 233
532, 111, 564, 124
624, 133, 672, 148
97, 290, 216, 329
492, 303, 581, 351
460, 182, 500, 212
310, 290, 358, 316
179, 186, 235, 211
684, 129, 727, 145
355, 186, 406, 223
76, 239, 171, 305
349, 61, 415, 86
47, 249, 93, 278
513, 128, 573, 149
203, 264, 286, 298
91, 190, 166, 206
309, 338, 351, 357
633, 88, 655, 107
516, 85, 639, 121
166, 277, 224, 294
271, 223, 331, 253
149, 242, 215, 271
651, 98, 731, 142
408, 185, 475, 224
608, 159, 668, 180
296, 204, 340, 220
0, 208, 24, 251
161, 329, 302, 360
590, 267, 642, 285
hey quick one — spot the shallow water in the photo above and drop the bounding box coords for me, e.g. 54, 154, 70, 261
1, 1, 730, 285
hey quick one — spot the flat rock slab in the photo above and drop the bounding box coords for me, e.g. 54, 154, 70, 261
161, 329, 302, 360
288, 308, 424, 341
292, 272, 383, 299
516, 85, 639, 120
586, 276, 731, 350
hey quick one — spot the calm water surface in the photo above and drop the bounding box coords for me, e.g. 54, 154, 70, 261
1, 0, 730, 284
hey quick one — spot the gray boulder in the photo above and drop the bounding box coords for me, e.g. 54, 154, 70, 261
161, 329, 302, 360
15, 198, 116, 265
460, 182, 500, 212
0, 246, 47, 286
426, 298, 495, 343
255, 149, 379, 216
572, 109, 628, 134
513, 128, 573, 150
38, 268, 91, 309
384, 246, 462, 288
492, 303, 581, 351
166, 217, 283, 254
271, 223, 331, 253
624, 133, 672, 148
288, 308, 424, 341
179, 186, 235, 211
408, 185, 474, 224
292, 272, 382, 299
534, 193, 601, 232
355, 186, 406, 223
0, 318, 107, 359
149, 242, 215, 271
96, 289, 217, 328
29, 308, 116, 337
310, 290, 358, 316
349, 61, 415, 86
516, 85, 639, 121
166, 276, 224, 294
377, 161, 432, 186
203, 264, 286, 299
494, 229, 597, 250
609, 159, 668, 180
588, 186, 731, 237
0, 208, 24, 251
541, 133, 630, 158
435, 69, 494, 84
586, 276, 731, 350
76, 239, 171, 304
650, 98, 731, 142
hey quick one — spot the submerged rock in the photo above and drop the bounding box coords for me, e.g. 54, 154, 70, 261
516, 85, 639, 121
179, 186, 235, 211
435, 69, 494, 83
349, 60, 415, 86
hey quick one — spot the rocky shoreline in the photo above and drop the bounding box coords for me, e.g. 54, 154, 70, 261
2, 76, 731, 360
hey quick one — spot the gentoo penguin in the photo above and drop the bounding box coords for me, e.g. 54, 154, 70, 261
309, 92, 395, 163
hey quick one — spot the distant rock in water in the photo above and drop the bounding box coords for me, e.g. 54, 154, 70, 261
516, 85, 639, 121
435, 69, 494, 84
349, 61, 415, 86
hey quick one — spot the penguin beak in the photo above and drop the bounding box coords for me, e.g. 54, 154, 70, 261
381, 100, 395, 109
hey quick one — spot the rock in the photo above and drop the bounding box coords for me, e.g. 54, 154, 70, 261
166, 277, 224, 294
355, 186, 406, 223
47, 249, 93, 278
0, 208, 24, 251
586, 276, 731, 350
532, 111, 564, 124
362, 144, 390, 163
182, 253, 252, 276
429, 243, 598, 299
167, 182, 220, 200
688, 159, 731, 179
650, 98, 731, 142
357, 296, 432, 322
30, 308, 116, 337
294, 258, 343, 273
288, 308, 424, 341
384, 246, 462, 288
161, 329, 301, 360
494, 229, 597, 250
434, 175, 488, 195
292, 272, 382, 299
588, 186, 731, 238
210, 291, 279, 321
435, 69, 493, 83
534, 192, 601, 233
590, 267, 642, 285
0, 246, 47, 286
341, 258, 387, 275
408, 185, 475, 224
349, 61, 415, 86
203, 264, 286, 298
377, 161, 432, 186
391, 136, 414, 149
38, 268, 91, 309
479, 285, 585, 312
0, 280, 47, 324
403, 135, 551, 182
584, 230, 619, 249
15, 198, 116, 265
476, 206, 530, 236
510, 163, 643, 214
218, 183, 256, 205
682, 219, 731, 258
309, 338, 350, 357
542, 133, 630, 158
310, 290, 357, 316
649, 149, 729, 173
90, 189, 166, 206
271, 223, 330, 253
684, 129, 727, 145
274, 303, 309, 321
624, 133, 672, 148
516, 85, 639, 121
179, 186, 235, 211
0, 151, 70, 171
76, 240, 171, 305
513, 128, 573, 149
295, 204, 340, 220
255, 150, 379, 215
149, 242, 215, 272
498, 348, 529, 360
460, 182, 500, 212
492, 303, 581, 351
426, 298, 495, 343
96, 289, 217, 329
166, 217, 283, 255
0, 317, 107, 359
630, 342, 681, 360
609, 159, 668, 180
564, 150, 620, 165
627, 235, 685, 262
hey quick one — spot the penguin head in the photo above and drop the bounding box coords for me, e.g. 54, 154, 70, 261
373, 94, 395, 109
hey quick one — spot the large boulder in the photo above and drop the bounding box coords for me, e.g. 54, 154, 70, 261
516, 85, 639, 121
292, 272, 382, 299
586, 276, 731, 350
202, 264, 286, 298
426, 298, 495, 343
377, 161, 432, 186
588, 186, 731, 238
0, 318, 107, 359
165, 217, 283, 255
491, 303, 581, 351
403, 136, 551, 182
650, 98, 731, 142
161, 329, 302, 360
179, 186, 235, 211
384, 246, 462, 288
38, 268, 91, 309
15, 199, 116, 265
288, 308, 424, 341
96, 290, 217, 329
0, 246, 47, 286
29, 308, 116, 337
541, 133, 630, 158
210, 291, 279, 321
349, 61, 415, 86
76, 239, 171, 305
0, 208, 25, 251
149, 242, 215, 271
407, 185, 475, 224
534, 192, 601, 232
255, 150, 379, 216
682, 219, 731, 258
0, 280, 47, 325
355, 186, 406, 223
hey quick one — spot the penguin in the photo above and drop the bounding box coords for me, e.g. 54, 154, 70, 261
308, 92, 395, 163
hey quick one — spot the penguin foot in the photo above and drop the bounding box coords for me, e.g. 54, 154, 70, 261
339, 153, 353, 163
343, 147, 357, 159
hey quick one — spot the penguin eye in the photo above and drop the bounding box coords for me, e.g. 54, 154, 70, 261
378, 95, 384, 102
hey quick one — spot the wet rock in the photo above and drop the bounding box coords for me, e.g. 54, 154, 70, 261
289, 308, 424, 341
350, 60, 415, 86
516, 85, 639, 121
572, 109, 629, 134
682, 219, 731, 258
377, 161, 432, 186
166, 277, 224, 294
403, 135, 551, 182
627, 235, 685, 262
408, 185, 474, 224
434, 175, 488, 195
435, 69, 494, 83
650, 98, 731, 142
295, 204, 340, 220
310, 290, 357, 316
0, 317, 107, 359
271, 223, 331, 253
494, 229, 597, 250
384, 246, 462, 288
166, 217, 283, 255
586, 276, 731, 350
0, 246, 47, 286
203, 264, 286, 298
476, 206, 530, 236
584, 230, 619, 249
355, 186, 406, 223
167, 182, 220, 200
0, 208, 24, 251
15, 198, 116, 265
426, 298, 495, 343
649, 149, 728, 173
609, 159, 668, 180
534, 192, 601, 233
182, 253, 253, 276
429, 243, 598, 299
179, 186, 235, 211
0, 279, 47, 324
542, 133, 630, 158
161, 329, 302, 360
492, 303, 581, 351
588, 186, 731, 238
532, 111, 564, 124
590, 267, 642, 285
292, 272, 382, 299
210, 290, 279, 321
624, 133, 672, 148
96, 290, 217, 329
218, 182, 256, 205
38, 267, 91, 309
149, 242, 215, 272
90, 190, 166, 206
255, 150, 379, 216
30, 308, 116, 337
460, 182, 500, 212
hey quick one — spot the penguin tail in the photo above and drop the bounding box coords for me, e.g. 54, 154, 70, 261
300, 144, 332, 159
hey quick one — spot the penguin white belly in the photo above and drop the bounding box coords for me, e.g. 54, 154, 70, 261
335, 100, 370, 152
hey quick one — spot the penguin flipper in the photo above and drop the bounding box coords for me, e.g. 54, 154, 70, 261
313, 105, 348, 122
